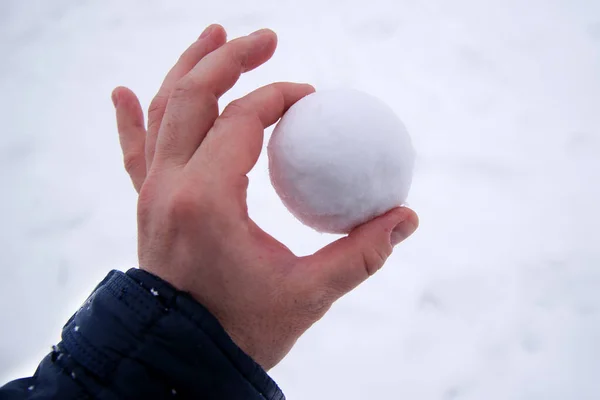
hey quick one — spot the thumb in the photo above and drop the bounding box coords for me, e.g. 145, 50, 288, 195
304, 207, 419, 299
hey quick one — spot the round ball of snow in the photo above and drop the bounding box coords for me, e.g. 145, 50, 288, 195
268, 89, 415, 234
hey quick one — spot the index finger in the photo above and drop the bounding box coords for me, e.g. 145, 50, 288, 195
192, 82, 315, 178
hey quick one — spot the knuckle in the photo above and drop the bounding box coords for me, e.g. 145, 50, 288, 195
170, 80, 193, 99
171, 75, 206, 98
232, 47, 250, 70
217, 100, 262, 130
292, 285, 333, 320
361, 246, 390, 277
170, 78, 218, 111
148, 95, 167, 118
123, 152, 142, 174
221, 100, 248, 119
167, 187, 203, 222
304, 290, 333, 319
219, 41, 249, 72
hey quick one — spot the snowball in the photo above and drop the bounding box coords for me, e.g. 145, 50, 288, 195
268, 89, 415, 234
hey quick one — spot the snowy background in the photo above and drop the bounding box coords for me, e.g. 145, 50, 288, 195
2, 0, 600, 398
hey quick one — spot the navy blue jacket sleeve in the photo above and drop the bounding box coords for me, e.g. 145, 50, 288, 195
0, 269, 285, 400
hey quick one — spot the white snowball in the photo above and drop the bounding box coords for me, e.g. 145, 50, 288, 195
267, 89, 415, 234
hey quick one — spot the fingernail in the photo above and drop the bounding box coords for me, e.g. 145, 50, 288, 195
390, 220, 417, 246
199, 24, 215, 39
111, 91, 118, 108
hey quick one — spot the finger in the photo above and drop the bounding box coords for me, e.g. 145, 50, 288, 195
194, 82, 315, 179
112, 86, 147, 192
154, 29, 278, 166
145, 24, 227, 172
302, 207, 419, 299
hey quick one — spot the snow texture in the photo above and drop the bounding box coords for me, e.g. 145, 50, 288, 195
268, 89, 414, 233
1, 0, 600, 399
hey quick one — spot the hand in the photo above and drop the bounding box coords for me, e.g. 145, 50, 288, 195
111, 24, 419, 370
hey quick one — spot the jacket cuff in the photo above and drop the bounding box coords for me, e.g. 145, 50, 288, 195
59, 268, 285, 400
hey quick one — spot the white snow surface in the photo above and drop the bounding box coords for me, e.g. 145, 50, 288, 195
1, 0, 600, 399
268, 89, 414, 233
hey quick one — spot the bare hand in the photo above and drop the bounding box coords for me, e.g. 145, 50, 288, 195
111, 24, 419, 370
